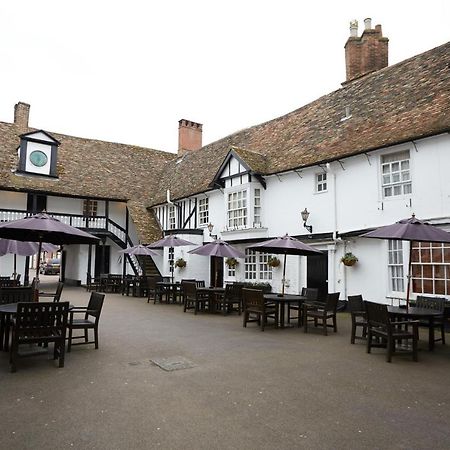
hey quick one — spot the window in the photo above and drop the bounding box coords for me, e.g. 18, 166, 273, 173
388, 240, 404, 292
316, 173, 327, 192
258, 253, 273, 280
411, 241, 450, 295
245, 249, 272, 281
227, 190, 247, 229
245, 249, 257, 280
198, 198, 209, 226
168, 206, 176, 229
253, 188, 261, 227
83, 199, 98, 217
227, 265, 236, 278
381, 151, 411, 198
168, 247, 174, 275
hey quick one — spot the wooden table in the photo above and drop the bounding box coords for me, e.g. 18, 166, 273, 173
156, 281, 181, 303
197, 287, 226, 313
387, 306, 444, 351
263, 294, 307, 328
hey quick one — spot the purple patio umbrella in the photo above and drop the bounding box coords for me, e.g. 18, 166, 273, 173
189, 239, 245, 287
247, 234, 322, 296
148, 235, 195, 248
0, 213, 99, 299
188, 239, 246, 259
0, 239, 58, 280
362, 214, 450, 306
149, 235, 196, 282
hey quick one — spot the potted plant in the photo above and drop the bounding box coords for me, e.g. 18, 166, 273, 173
225, 257, 239, 268
341, 252, 358, 266
267, 256, 281, 268
174, 257, 187, 269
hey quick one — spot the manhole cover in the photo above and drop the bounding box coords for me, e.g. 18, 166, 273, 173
150, 356, 197, 372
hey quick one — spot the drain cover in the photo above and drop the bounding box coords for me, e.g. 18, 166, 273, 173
150, 356, 196, 372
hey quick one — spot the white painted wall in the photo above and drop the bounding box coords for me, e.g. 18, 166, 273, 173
155, 133, 450, 301
0, 190, 27, 210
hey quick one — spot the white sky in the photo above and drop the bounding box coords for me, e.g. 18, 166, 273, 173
0, 1, 449, 153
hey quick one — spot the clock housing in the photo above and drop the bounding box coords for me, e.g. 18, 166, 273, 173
17, 130, 60, 177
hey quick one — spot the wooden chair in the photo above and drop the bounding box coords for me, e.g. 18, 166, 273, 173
86, 273, 101, 292
67, 292, 105, 352
242, 288, 278, 331
182, 281, 208, 314
147, 277, 162, 303
9, 302, 69, 372
365, 301, 419, 363
40, 281, 64, 302
0, 287, 34, 351
288, 287, 319, 326
303, 292, 340, 335
415, 295, 446, 346
216, 283, 243, 315
0, 286, 34, 304
0, 278, 19, 288
348, 294, 367, 344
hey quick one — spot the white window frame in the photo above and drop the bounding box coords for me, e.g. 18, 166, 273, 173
411, 241, 450, 296
198, 197, 209, 226
381, 150, 411, 198
168, 205, 176, 230
316, 173, 327, 193
388, 240, 405, 293
253, 188, 261, 228
227, 189, 248, 230
83, 199, 98, 217
245, 249, 257, 280
245, 249, 272, 281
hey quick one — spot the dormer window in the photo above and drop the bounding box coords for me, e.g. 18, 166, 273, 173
17, 130, 60, 177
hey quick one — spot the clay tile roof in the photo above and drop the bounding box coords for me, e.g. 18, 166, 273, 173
0, 123, 174, 242
150, 41, 450, 205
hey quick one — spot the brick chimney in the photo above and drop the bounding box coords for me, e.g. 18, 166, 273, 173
344, 18, 389, 83
14, 102, 30, 131
178, 119, 203, 155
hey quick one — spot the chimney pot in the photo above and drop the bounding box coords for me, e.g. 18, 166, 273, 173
349, 19, 358, 37
364, 18, 372, 30
14, 102, 30, 131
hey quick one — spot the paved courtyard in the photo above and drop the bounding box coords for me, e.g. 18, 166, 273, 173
1, 278, 450, 449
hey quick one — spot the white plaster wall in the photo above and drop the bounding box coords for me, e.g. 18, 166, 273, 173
64, 245, 88, 283
47, 196, 83, 215
109, 202, 127, 229
0, 190, 27, 210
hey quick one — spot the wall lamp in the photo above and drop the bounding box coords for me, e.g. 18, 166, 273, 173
301, 208, 313, 233
207, 222, 218, 240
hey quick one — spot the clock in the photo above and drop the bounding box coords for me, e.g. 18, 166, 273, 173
29, 150, 48, 167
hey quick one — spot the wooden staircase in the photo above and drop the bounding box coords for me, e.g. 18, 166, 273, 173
137, 255, 161, 277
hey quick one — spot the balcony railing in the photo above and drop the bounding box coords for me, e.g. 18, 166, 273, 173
0, 208, 128, 247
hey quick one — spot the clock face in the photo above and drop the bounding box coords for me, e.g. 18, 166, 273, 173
29, 150, 48, 167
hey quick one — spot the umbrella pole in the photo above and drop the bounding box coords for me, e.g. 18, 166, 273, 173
13, 254, 17, 280
281, 253, 287, 296
34, 241, 42, 302
406, 243, 413, 310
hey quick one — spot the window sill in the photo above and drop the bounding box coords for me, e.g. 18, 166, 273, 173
221, 227, 268, 239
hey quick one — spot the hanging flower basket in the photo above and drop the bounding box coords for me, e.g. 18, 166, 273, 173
267, 256, 281, 268
341, 252, 358, 267
175, 258, 187, 269
225, 257, 238, 268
